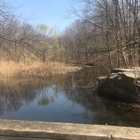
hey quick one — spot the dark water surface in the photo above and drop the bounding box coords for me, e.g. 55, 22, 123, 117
0, 67, 140, 127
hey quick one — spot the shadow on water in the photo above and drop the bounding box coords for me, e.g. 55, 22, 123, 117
0, 67, 140, 127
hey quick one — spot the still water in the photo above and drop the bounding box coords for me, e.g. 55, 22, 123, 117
0, 67, 140, 127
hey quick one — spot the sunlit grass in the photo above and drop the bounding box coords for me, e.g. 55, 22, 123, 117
0, 61, 82, 78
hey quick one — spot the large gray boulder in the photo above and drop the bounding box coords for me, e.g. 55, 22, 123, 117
98, 68, 140, 103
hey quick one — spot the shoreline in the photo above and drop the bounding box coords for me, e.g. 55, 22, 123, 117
0, 61, 82, 78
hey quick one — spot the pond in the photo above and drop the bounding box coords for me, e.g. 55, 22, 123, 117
0, 67, 140, 128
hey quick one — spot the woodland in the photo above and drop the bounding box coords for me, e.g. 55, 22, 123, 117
0, 0, 140, 74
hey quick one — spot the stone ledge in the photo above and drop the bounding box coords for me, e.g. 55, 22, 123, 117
0, 119, 140, 140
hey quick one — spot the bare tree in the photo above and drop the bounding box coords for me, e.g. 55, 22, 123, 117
62, 0, 140, 69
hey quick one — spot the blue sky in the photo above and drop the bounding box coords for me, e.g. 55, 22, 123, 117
6, 0, 79, 32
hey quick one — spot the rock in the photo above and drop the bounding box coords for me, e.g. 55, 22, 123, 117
111, 67, 140, 73
98, 68, 140, 103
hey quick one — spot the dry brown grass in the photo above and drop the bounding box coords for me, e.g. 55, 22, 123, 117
0, 61, 82, 78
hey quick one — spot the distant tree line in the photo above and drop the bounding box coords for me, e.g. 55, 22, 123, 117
60, 0, 140, 70
0, 0, 140, 71
0, 0, 65, 64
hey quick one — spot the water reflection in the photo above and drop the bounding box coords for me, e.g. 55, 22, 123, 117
0, 67, 140, 127
0, 76, 66, 115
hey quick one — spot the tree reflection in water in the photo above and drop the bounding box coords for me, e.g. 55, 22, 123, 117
0, 76, 66, 115
63, 67, 140, 127
0, 67, 140, 127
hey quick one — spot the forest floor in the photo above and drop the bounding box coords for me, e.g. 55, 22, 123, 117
0, 61, 82, 78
